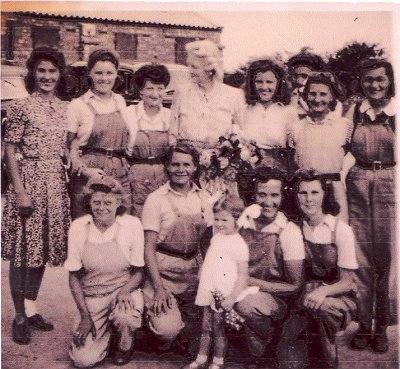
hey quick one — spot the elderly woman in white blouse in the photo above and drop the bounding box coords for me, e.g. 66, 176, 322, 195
169, 39, 246, 151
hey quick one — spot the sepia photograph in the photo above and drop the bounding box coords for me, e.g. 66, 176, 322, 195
1, 1, 398, 369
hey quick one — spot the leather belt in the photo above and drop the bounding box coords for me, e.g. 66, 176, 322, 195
130, 155, 168, 165
356, 160, 396, 170
157, 243, 198, 261
79, 147, 126, 159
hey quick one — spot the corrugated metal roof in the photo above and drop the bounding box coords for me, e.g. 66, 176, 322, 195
15, 11, 222, 31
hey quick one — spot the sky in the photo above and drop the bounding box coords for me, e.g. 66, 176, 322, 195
205, 11, 394, 71
2, 2, 397, 72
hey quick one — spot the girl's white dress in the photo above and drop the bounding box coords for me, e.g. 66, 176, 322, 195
195, 232, 259, 306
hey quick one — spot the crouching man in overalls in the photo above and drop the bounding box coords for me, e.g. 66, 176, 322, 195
141, 144, 213, 354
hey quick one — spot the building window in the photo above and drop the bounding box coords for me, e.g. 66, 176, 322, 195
32, 26, 60, 49
2, 21, 15, 60
175, 37, 196, 65
115, 33, 137, 60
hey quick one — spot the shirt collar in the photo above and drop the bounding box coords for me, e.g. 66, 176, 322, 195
159, 181, 201, 196
244, 211, 288, 232
359, 98, 395, 119
83, 214, 127, 226
136, 100, 165, 122
303, 214, 336, 232
83, 89, 118, 104
304, 111, 336, 125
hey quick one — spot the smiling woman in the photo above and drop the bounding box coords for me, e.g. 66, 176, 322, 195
1, 47, 70, 345
67, 49, 135, 218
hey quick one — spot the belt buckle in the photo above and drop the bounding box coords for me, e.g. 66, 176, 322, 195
373, 161, 382, 171
105, 148, 113, 159
148, 156, 156, 160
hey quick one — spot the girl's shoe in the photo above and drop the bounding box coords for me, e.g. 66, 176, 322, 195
181, 361, 208, 369
208, 364, 224, 369
12, 318, 30, 345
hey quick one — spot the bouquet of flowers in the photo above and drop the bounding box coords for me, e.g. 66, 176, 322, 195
198, 134, 261, 196
211, 289, 245, 331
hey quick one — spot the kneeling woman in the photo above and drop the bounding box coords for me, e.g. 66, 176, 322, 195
64, 177, 144, 368
295, 170, 358, 368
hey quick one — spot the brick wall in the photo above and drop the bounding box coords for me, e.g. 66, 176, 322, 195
1, 13, 221, 67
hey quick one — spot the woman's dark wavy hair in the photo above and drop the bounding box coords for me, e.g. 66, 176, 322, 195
293, 169, 340, 217
302, 73, 347, 111
25, 47, 69, 99
358, 58, 395, 99
83, 180, 127, 216
245, 59, 289, 105
134, 64, 171, 91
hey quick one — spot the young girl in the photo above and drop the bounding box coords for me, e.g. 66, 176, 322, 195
182, 195, 258, 369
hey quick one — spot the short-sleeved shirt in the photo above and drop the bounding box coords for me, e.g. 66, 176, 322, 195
142, 181, 213, 243
169, 81, 246, 146
126, 101, 170, 152
64, 214, 145, 271
67, 90, 135, 147
301, 214, 358, 270
238, 206, 305, 261
241, 102, 295, 148
290, 112, 353, 173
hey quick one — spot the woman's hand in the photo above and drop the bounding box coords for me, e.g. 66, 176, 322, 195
113, 290, 135, 314
153, 288, 173, 315
73, 315, 96, 347
15, 191, 33, 217
221, 296, 235, 312
303, 287, 327, 311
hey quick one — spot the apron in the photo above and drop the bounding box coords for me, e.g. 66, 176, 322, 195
80, 224, 132, 298
129, 111, 169, 217
155, 192, 208, 295
70, 100, 131, 218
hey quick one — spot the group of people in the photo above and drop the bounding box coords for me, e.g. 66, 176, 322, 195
1, 38, 396, 369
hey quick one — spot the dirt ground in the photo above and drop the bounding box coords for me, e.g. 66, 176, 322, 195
1, 260, 398, 369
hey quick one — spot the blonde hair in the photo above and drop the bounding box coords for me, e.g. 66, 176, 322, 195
186, 40, 224, 80
213, 195, 245, 220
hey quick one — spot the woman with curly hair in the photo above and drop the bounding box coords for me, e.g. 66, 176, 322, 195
289, 73, 351, 222
2, 47, 71, 345
67, 49, 135, 218
126, 64, 171, 218
345, 59, 396, 354
241, 58, 295, 173
295, 170, 358, 368
169, 39, 246, 151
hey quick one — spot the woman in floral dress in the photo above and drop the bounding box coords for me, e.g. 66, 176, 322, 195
2, 47, 71, 345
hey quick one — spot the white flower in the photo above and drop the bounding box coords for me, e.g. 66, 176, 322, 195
200, 149, 214, 167
240, 146, 252, 161
219, 157, 230, 169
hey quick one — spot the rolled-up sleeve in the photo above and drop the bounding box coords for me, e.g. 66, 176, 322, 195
64, 220, 85, 271
336, 222, 358, 270
129, 218, 145, 267
280, 222, 306, 261
142, 193, 162, 233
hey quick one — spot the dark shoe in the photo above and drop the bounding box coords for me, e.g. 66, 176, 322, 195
113, 347, 133, 366
369, 332, 389, 353
27, 314, 54, 331
349, 329, 371, 350
12, 318, 30, 345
